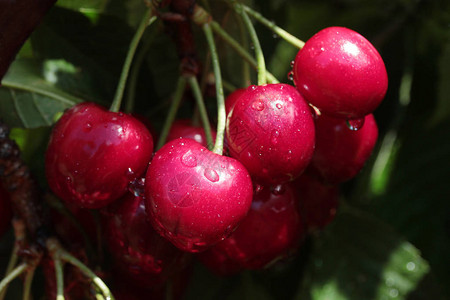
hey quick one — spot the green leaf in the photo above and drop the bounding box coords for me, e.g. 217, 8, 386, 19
295, 207, 440, 300
0, 59, 82, 128
372, 119, 450, 297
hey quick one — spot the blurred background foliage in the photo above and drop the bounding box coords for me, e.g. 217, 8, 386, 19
0, 0, 449, 299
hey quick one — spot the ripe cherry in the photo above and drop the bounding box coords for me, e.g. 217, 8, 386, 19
145, 138, 253, 253
45, 102, 153, 209
225, 88, 246, 115
0, 184, 12, 237
225, 83, 315, 184
295, 174, 339, 231
199, 183, 304, 273
167, 119, 216, 148
293, 27, 388, 119
103, 188, 191, 288
307, 113, 378, 184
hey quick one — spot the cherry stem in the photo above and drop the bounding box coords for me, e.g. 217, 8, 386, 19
187, 76, 214, 150
210, 21, 278, 84
53, 252, 65, 300
241, 4, 305, 49
235, 3, 266, 86
125, 23, 159, 113
156, 77, 187, 150
192, 5, 278, 83
110, 9, 156, 113
46, 238, 115, 300
236, 13, 251, 87
22, 264, 37, 300
0, 263, 27, 296
203, 23, 226, 155
0, 219, 25, 300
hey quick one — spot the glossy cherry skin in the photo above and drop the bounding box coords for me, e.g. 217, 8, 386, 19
167, 119, 216, 148
225, 84, 315, 184
199, 183, 305, 273
145, 138, 253, 253
293, 27, 388, 119
45, 102, 153, 209
103, 190, 191, 288
225, 88, 246, 115
0, 184, 12, 237
295, 174, 339, 231
307, 113, 378, 184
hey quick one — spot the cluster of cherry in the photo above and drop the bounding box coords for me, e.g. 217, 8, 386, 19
32, 26, 387, 295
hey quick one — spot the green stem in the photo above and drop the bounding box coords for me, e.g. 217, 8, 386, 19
22, 265, 36, 300
59, 251, 113, 300
236, 12, 251, 87
203, 23, 225, 155
0, 245, 18, 300
236, 4, 266, 85
0, 263, 27, 295
187, 76, 214, 150
210, 21, 278, 83
125, 23, 158, 113
53, 255, 65, 300
110, 10, 156, 112
242, 4, 305, 49
156, 77, 187, 150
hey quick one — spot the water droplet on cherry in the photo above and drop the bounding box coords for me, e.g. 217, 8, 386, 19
251, 100, 265, 111
346, 118, 365, 131
272, 184, 286, 195
270, 130, 280, 145
276, 103, 282, 109
204, 168, 219, 182
181, 152, 197, 167
290, 60, 295, 68
287, 71, 294, 81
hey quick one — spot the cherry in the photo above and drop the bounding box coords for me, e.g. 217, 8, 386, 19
295, 174, 339, 231
145, 138, 253, 253
199, 183, 304, 272
225, 83, 315, 185
307, 113, 378, 184
293, 26, 388, 119
103, 189, 191, 288
225, 88, 246, 115
45, 102, 153, 209
0, 183, 12, 237
167, 119, 217, 148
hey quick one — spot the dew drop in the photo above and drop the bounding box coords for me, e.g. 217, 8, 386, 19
251, 99, 265, 111
250, 85, 257, 90
287, 71, 294, 81
83, 122, 92, 132
254, 183, 264, 193
204, 168, 219, 182
66, 177, 72, 183
290, 60, 295, 68
270, 130, 280, 145
346, 118, 365, 131
272, 184, 286, 195
181, 152, 197, 167
389, 289, 399, 298
125, 167, 135, 179
406, 262, 416, 271
276, 103, 282, 109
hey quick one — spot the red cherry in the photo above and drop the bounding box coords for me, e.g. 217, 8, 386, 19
225, 84, 315, 184
167, 119, 217, 148
145, 138, 253, 253
103, 190, 191, 288
199, 183, 305, 272
307, 113, 378, 184
0, 184, 12, 237
225, 88, 246, 115
45, 102, 153, 209
293, 27, 388, 119
295, 174, 339, 231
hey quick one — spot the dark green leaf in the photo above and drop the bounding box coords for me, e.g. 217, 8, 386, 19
0, 60, 82, 128
295, 207, 441, 300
